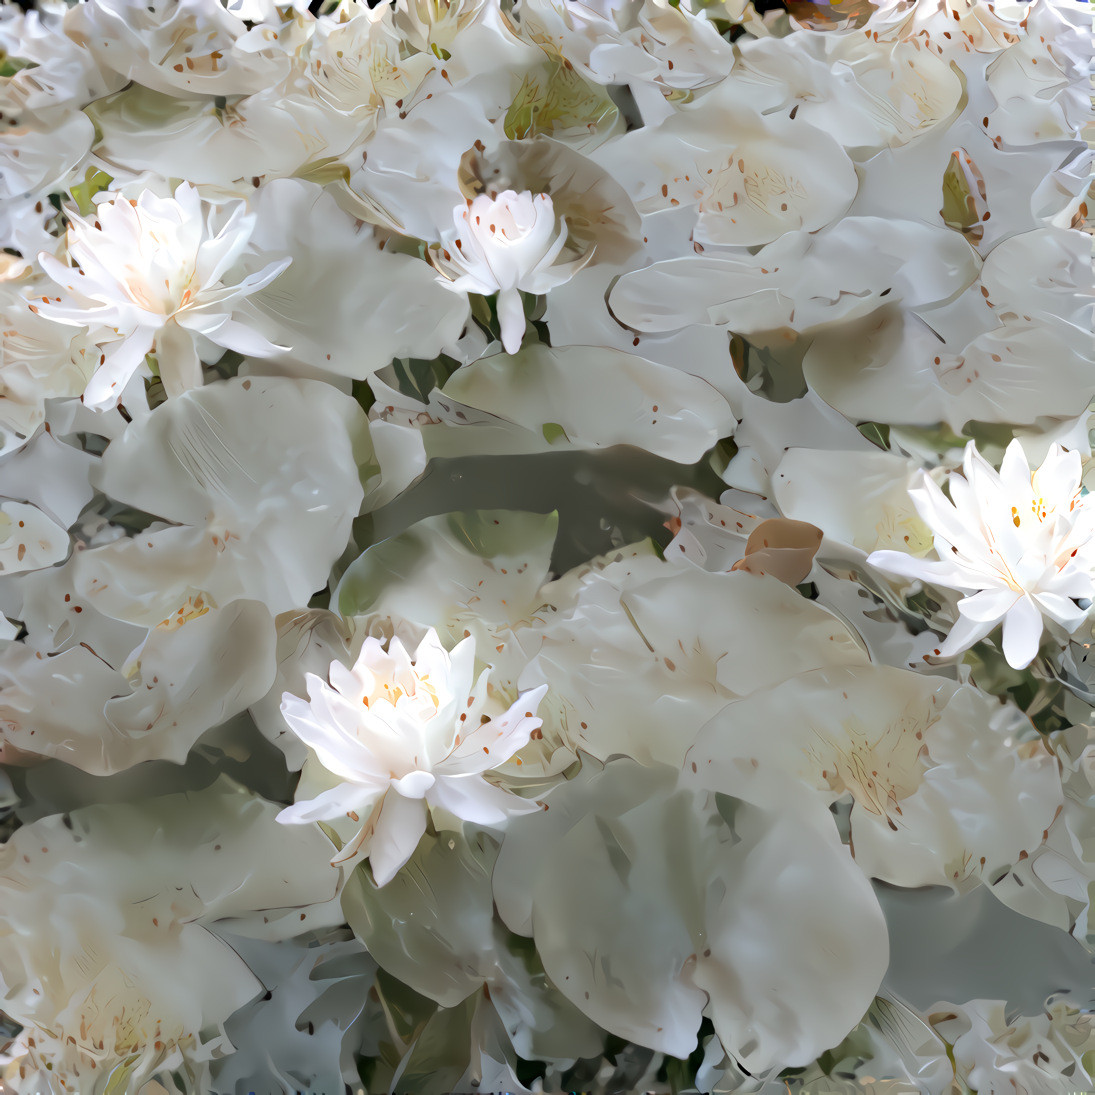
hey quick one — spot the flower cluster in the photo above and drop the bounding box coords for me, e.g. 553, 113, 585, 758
0, 0, 1091, 1091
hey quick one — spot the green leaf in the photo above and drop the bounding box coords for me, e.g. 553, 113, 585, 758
0, 54, 36, 78
337, 530, 429, 616
351, 377, 377, 415
335, 508, 559, 618
69, 167, 115, 217
374, 967, 440, 1050
469, 291, 494, 331
341, 828, 500, 1007
389, 355, 461, 404
541, 421, 568, 445
857, 421, 891, 450
709, 436, 738, 478
392, 994, 477, 1095
962, 420, 1019, 452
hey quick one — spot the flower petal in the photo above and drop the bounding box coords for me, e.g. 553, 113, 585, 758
368, 793, 428, 888
1001, 596, 1044, 669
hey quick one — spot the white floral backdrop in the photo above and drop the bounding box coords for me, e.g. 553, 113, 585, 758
0, 0, 1092, 1091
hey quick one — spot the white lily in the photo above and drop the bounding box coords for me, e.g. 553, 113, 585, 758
278, 627, 546, 886
434, 190, 588, 354
869, 440, 1095, 669
36, 183, 289, 409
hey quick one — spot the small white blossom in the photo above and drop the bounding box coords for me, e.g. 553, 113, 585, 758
869, 440, 1095, 670
434, 190, 588, 354
36, 182, 289, 409
278, 627, 546, 886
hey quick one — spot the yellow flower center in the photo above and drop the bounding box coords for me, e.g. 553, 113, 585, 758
810, 711, 931, 826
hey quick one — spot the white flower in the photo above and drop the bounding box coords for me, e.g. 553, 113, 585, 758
685, 664, 1063, 892
596, 91, 858, 247
869, 440, 1095, 669
518, 0, 734, 96
0, 778, 340, 1092
0, 274, 95, 451
434, 190, 587, 354
63, 0, 293, 98
933, 1000, 1095, 1095
306, 1, 432, 122
277, 627, 547, 886
36, 183, 289, 409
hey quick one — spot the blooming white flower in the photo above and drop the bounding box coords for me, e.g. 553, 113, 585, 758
35, 183, 289, 409
869, 440, 1095, 669
306, 0, 432, 123
434, 190, 588, 354
278, 627, 547, 886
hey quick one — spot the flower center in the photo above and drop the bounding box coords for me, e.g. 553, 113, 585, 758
155, 592, 213, 633
811, 713, 929, 824
366, 670, 441, 712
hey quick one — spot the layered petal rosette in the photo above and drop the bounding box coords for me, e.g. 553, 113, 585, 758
869, 440, 1095, 669
35, 182, 289, 407
278, 626, 547, 885
434, 189, 589, 353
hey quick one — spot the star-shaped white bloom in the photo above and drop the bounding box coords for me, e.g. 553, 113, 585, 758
277, 628, 547, 886
869, 440, 1095, 669
35, 182, 288, 409
433, 190, 589, 354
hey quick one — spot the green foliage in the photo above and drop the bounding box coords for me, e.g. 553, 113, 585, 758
542, 421, 569, 445
0, 53, 36, 78
69, 167, 115, 216
857, 421, 891, 450
389, 354, 462, 404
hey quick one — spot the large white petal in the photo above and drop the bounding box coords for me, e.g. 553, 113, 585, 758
609, 218, 979, 338
1000, 595, 1045, 669
522, 556, 867, 767
773, 448, 929, 557
599, 97, 858, 247
428, 774, 540, 825
499, 761, 887, 1070
93, 376, 374, 614
240, 179, 470, 380
367, 792, 429, 888
0, 501, 69, 575
438, 343, 734, 464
